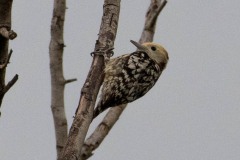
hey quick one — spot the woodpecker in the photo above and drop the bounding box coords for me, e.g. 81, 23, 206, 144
93, 40, 169, 119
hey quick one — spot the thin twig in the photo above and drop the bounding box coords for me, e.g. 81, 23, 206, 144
0, 74, 18, 95
65, 78, 77, 84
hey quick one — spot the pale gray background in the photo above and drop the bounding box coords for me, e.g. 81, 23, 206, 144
0, 0, 240, 160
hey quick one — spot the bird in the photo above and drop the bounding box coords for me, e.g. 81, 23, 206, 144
93, 40, 169, 119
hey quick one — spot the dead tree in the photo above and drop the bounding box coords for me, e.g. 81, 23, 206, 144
0, 0, 18, 115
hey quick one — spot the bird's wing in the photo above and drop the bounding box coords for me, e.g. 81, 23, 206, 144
101, 51, 161, 107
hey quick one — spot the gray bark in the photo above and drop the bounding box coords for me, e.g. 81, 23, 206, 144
49, 0, 76, 158
59, 0, 121, 159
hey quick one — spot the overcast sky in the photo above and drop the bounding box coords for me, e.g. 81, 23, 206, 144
1, 0, 240, 160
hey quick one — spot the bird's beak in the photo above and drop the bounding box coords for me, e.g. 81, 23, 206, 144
130, 40, 146, 51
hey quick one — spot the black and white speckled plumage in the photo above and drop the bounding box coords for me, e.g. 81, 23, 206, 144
93, 41, 169, 119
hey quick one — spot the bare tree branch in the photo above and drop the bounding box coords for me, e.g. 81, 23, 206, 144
0, 74, 18, 112
49, 0, 69, 158
0, 0, 18, 110
81, 104, 126, 159
80, 0, 168, 159
60, 0, 121, 159
139, 0, 167, 44
0, 74, 18, 95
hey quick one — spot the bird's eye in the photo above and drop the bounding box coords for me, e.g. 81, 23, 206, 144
151, 46, 156, 51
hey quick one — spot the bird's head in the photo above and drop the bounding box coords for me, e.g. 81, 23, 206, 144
130, 40, 169, 70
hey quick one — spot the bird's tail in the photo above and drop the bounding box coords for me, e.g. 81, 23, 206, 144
92, 101, 104, 120
92, 107, 100, 120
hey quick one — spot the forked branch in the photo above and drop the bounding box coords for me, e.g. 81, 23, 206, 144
60, 0, 121, 159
